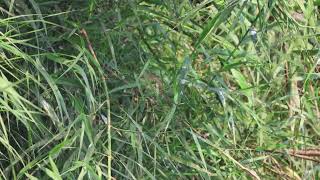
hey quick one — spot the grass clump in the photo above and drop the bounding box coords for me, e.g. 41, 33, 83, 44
0, 0, 320, 179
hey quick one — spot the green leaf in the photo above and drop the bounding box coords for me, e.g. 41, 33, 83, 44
195, 2, 237, 47
231, 69, 253, 106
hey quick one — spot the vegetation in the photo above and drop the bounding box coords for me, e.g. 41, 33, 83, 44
0, 0, 320, 179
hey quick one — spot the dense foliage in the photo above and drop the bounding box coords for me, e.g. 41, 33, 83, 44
0, 0, 320, 179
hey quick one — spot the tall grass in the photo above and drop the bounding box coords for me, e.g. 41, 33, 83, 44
0, 0, 320, 179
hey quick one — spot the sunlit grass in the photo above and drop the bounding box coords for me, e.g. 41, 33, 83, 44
0, 0, 320, 179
